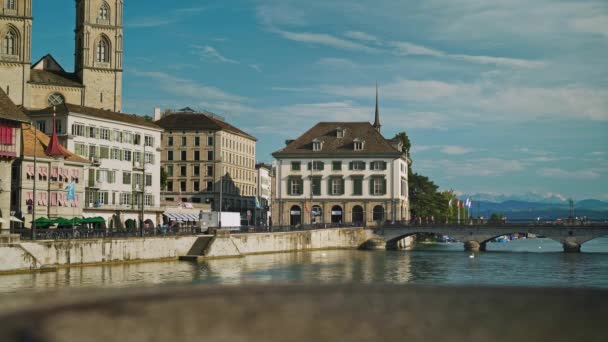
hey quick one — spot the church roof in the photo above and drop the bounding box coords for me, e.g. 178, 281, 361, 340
21, 123, 90, 164
155, 112, 257, 141
0, 88, 30, 123
27, 103, 162, 130
272, 122, 401, 158
29, 69, 83, 88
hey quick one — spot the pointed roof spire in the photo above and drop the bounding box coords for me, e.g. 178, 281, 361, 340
373, 82, 381, 132
44, 106, 70, 158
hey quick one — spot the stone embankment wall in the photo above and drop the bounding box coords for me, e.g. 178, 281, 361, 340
205, 228, 373, 258
0, 228, 394, 273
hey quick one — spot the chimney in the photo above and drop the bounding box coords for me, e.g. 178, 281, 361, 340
154, 107, 161, 121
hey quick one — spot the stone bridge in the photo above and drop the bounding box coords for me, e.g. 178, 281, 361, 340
372, 223, 608, 252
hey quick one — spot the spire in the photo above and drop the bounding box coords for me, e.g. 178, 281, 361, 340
45, 106, 70, 158
373, 82, 381, 132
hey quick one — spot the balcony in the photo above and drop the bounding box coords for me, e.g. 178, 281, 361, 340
0, 144, 16, 158
87, 181, 102, 189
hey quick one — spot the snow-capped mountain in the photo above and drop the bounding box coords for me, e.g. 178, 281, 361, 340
457, 192, 568, 204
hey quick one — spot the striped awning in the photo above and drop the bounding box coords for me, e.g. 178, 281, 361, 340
165, 213, 199, 222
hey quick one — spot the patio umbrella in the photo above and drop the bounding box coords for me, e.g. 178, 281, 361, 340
33, 217, 55, 228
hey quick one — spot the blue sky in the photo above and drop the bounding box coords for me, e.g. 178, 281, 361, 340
32, 0, 607, 200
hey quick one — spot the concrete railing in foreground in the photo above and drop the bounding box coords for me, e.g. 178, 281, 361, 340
0, 284, 605, 342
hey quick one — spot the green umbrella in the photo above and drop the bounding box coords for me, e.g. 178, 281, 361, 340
33, 217, 54, 228
53, 217, 74, 226
83, 217, 106, 224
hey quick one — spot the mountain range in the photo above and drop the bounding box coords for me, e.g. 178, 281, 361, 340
456, 193, 608, 220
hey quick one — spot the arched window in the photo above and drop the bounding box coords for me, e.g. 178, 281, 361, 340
48, 93, 65, 107
5, 0, 16, 10
96, 37, 110, 63
98, 2, 110, 20
373, 205, 385, 222
3, 29, 17, 55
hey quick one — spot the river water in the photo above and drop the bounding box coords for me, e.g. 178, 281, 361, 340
1, 237, 607, 295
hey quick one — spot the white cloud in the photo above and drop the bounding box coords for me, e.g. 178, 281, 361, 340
390, 41, 444, 57
129, 7, 206, 28
132, 70, 246, 102
249, 64, 263, 72
344, 31, 381, 44
570, 15, 608, 37
416, 158, 525, 177
272, 29, 380, 53
195, 46, 240, 64
317, 57, 357, 68
440, 146, 476, 155
590, 151, 606, 156
537, 168, 601, 180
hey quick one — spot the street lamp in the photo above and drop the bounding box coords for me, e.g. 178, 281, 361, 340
218, 156, 223, 228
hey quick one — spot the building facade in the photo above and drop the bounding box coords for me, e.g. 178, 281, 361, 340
155, 108, 257, 216
26, 103, 163, 227
0, 0, 122, 111
272, 95, 410, 227
12, 123, 89, 226
255, 163, 272, 226
0, 88, 29, 233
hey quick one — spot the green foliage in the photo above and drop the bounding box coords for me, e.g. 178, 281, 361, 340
409, 172, 469, 222
393, 131, 411, 154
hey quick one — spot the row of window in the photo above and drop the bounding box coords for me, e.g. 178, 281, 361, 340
74, 143, 155, 164
287, 176, 387, 196
86, 191, 155, 207
25, 192, 80, 208
71, 124, 155, 146
165, 180, 256, 196
167, 150, 213, 162
221, 151, 255, 169
166, 135, 214, 147
291, 161, 388, 172
91, 169, 152, 187
312, 139, 365, 152
222, 136, 254, 154
166, 165, 214, 178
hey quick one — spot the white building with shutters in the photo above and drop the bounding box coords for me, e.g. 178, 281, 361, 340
26, 103, 164, 227
271, 95, 410, 227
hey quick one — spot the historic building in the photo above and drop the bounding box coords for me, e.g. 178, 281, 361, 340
0, 88, 29, 233
255, 163, 272, 225
26, 103, 163, 228
12, 120, 90, 227
272, 90, 410, 227
0, 0, 123, 111
155, 108, 258, 215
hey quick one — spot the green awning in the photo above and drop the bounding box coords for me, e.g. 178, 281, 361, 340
83, 217, 106, 224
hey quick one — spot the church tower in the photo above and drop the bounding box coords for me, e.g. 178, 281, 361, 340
75, 0, 123, 112
0, 0, 32, 106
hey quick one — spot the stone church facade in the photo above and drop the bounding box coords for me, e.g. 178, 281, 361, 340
0, 0, 123, 112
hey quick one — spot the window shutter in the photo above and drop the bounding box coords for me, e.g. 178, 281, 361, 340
307, 162, 312, 171
299, 179, 304, 195
382, 179, 387, 195
349, 162, 353, 170
362, 162, 366, 170
340, 178, 345, 195
320, 162, 325, 171
287, 179, 293, 195
382, 161, 387, 170
328, 179, 332, 196
369, 178, 373, 195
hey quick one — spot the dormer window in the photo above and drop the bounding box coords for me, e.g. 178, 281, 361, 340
353, 138, 365, 151
336, 127, 345, 138
312, 138, 323, 151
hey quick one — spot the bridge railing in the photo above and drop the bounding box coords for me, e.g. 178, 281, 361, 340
381, 218, 608, 228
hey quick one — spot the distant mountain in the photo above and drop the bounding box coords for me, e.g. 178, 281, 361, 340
459, 192, 569, 204
454, 194, 608, 220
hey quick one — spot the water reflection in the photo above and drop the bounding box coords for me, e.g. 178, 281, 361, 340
0, 237, 607, 295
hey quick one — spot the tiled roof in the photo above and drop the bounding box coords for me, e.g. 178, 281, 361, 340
155, 113, 256, 141
21, 123, 90, 164
27, 103, 162, 130
0, 88, 30, 123
29, 69, 83, 88
272, 122, 401, 157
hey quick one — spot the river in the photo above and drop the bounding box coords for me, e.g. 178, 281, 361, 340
1, 237, 607, 295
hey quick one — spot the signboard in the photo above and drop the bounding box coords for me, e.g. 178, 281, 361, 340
290, 210, 301, 215
331, 210, 342, 215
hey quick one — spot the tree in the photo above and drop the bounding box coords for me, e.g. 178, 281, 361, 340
393, 131, 411, 154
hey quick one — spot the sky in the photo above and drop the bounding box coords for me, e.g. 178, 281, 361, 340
31, 0, 608, 200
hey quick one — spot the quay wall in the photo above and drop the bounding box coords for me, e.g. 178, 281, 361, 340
0, 228, 389, 273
